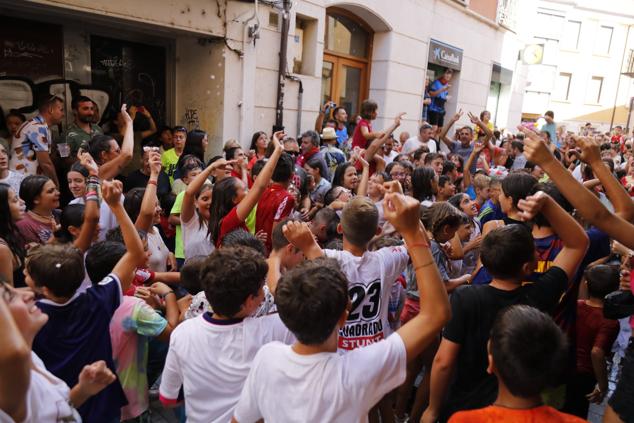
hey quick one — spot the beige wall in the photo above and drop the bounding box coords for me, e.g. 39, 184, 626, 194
7, 0, 531, 145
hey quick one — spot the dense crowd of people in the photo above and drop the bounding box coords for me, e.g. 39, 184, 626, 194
1, 83, 634, 423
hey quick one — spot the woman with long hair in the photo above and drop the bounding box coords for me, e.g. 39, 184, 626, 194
16, 175, 60, 246
209, 131, 284, 247
0, 183, 26, 286
53, 152, 101, 254
411, 167, 438, 206
247, 131, 269, 169
183, 129, 209, 164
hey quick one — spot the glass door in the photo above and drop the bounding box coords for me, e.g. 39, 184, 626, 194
322, 54, 367, 118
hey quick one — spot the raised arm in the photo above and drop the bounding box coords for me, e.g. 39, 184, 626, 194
390, 192, 451, 361
98, 104, 134, 180
463, 143, 485, 189
576, 136, 634, 222
355, 153, 370, 197
135, 151, 162, 232
73, 152, 101, 253
138, 108, 157, 140
365, 113, 405, 163
439, 110, 462, 146
0, 289, 31, 423
521, 126, 634, 250
102, 180, 146, 292
518, 191, 589, 280
283, 220, 324, 260
315, 101, 331, 132
235, 131, 285, 221
468, 111, 493, 142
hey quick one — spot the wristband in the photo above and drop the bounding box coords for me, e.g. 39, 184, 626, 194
408, 241, 430, 249
414, 261, 435, 272
162, 290, 175, 299
148, 180, 158, 187
87, 176, 101, 185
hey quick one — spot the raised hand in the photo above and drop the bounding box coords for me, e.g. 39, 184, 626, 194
394, 112, 406, 126
517, 191, 549, 221
120, 104, 133, 126
271, 131, 286, 152
383, 192, 421, 235
78, 151, 99, 177
518, 126, 555, 166
383, 180, 404, 195
148, 151, 162, 176
102, 180, 123, 207
282, 221, 317, 252
467, 112, 479, 125
77, 361, 116, 397
452, 109, 463, 122
574, 136, 602, 165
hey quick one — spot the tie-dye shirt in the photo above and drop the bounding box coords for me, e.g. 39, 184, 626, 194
110, 296, 167, 420
10, 114, 51, 176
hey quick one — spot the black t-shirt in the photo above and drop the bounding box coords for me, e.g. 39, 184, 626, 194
440, 266, 568, 419
124, 170, 171, 197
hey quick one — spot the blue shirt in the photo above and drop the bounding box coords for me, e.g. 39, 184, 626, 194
34, 274, 128, 422
542, 122, 559, 147
335, 126, 349, 148
478, 200, 503, 225
429, 79, 449, 112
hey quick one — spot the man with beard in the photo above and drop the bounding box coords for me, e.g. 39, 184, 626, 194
64, 96, 103, 157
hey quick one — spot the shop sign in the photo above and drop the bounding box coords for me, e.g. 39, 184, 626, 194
428, 39, 463, 70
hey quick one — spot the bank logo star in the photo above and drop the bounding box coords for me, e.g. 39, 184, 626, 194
433, 47, 441, 61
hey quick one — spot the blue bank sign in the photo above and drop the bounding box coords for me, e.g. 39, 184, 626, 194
428, 39, 463, 71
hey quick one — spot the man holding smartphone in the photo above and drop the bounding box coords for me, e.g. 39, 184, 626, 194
315, 101, 349, 149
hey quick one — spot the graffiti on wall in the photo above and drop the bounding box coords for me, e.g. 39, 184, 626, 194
184, 108, 200, 131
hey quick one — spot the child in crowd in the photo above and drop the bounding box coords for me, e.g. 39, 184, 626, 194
426, 202, 471, 292
564, 265, 620, 418
352, 99, 381, 150
477, 176, 502, 225
422, 191, 588, 422
159, 246, 294, 422
448, 305, 587, 423
233, 191, 451, 422
29, 180, 146, 423
0, 282, 117, 423
208, 131, 286, 247
309, 207, 341, 246
448, 193, 482, 276
285, 193, 410, 351
266, 217, 305, 293
169, 160, 203, 268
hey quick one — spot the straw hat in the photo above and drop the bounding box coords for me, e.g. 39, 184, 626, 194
321, 127, 338, 140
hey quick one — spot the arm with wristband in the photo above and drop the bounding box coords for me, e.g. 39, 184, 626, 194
74, 152, 101, 253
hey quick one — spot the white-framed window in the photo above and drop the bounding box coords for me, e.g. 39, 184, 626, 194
561, 20, 581, 50
554, 72, 572, 101
594, 26, 613, 55
586, 76, 604, 104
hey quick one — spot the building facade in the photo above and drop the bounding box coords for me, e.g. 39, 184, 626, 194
521, 0, 634, 133
0, 0, 531, 156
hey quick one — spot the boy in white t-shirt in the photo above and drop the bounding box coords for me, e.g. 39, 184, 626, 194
288, 195, 410, 351
232, 191, 451, 422
159, 246, 294, 423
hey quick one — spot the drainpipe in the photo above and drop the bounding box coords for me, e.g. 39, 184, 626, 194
285, 74, 303, 137
274, 0, 292, 132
